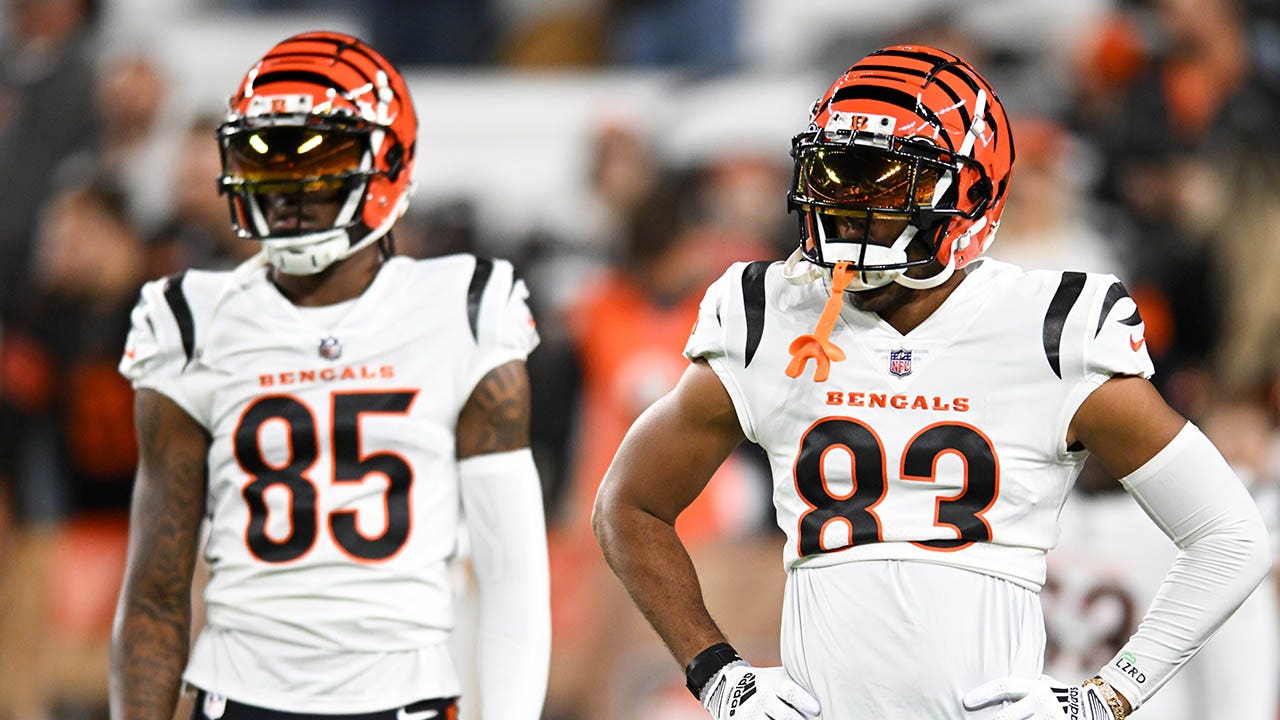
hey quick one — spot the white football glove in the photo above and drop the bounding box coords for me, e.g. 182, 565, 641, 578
700, 662, 821, 720
963, 675, 1124, 720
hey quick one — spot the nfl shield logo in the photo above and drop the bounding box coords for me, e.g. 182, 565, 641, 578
318, 336, 342, 361
888, 348, 913, 377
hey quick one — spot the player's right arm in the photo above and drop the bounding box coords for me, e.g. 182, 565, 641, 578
111, 275, 210, 720
593, 359, 821, 720
109, 388, 208, 720
592, 358, 742, 665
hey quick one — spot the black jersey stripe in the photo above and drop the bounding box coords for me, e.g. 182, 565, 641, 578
1119, 307, 1143, 326
1042, 271, 1087, 379
742, 261, 770, 367
162, 272, 196, 364
467, 257, 494, 342
509, 268, 525, 299
1095, 280, 1131, 337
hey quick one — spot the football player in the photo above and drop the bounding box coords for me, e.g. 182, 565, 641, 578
593, 45, 1271, 720
110, 32, 549, 720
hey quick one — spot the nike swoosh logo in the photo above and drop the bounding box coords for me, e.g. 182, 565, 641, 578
396, 709, 438, 720
1129, 334, 1145, 351
125, 347, 137, 360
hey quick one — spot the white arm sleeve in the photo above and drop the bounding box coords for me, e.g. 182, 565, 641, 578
1097, 422, 1272, 708
458, 449, 550, 719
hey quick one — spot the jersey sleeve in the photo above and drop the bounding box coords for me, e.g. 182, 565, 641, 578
683, 263, 760, 443
463, 257, 540, 393
1055, 272, 1156, 456
683, 266, 735, 363
1082, 274, 1155, 381
118, 276, 208, 428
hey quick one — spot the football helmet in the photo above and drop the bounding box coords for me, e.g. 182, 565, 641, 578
787, 45, 1014, 291
217, 31, 417, 275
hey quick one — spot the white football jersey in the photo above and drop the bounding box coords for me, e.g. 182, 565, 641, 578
119, 255, 538, 712
685, 258, 1153, 590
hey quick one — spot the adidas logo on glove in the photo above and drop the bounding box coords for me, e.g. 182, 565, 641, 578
727, 672, 758, 715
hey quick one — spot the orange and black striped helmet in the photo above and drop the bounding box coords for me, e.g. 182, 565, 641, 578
787, 45, 1014, 290
217, 31, 417, 274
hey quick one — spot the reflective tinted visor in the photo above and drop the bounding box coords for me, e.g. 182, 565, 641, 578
223, 126, 367, 192
794, 145, 943, 212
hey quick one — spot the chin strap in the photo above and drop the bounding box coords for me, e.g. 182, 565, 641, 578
786, 261, 855, 382
893, 253, 956, 289
262, 229, 350, 275
260, 209, 400, 276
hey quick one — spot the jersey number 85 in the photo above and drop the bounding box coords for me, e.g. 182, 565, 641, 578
234, 390, 418, 563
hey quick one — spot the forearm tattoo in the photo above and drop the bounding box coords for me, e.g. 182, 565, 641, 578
112, 392, 207, 720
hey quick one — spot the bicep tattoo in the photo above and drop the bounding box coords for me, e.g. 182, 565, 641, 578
457, 360, 531, 458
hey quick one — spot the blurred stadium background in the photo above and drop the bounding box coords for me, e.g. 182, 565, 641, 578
0, 0, 1278, 718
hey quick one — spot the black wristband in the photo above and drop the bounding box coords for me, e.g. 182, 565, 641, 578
684, 642, 742, 700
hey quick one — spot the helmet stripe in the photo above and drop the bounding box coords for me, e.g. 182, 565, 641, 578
260, 51, 378, 86
251, 70, 348, 94
870, 49, 993, 118
848, 64, 929, 79
844, 63, 974, 132
829, 85, 957, 151
285, 34, 398, 74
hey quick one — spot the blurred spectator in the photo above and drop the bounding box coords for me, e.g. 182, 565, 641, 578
563, 187, 770, 533
93, 50, 179, 236
989, 117, 1125, 277
499, 0, 601, 67
607, 0, 740, 71
0, 0, 99, 325
1065, 0, 1255, 416
216, 0, 345, 11
218, 0, 498, 66
583, 117, 659, 256
0, 177, 143, 720
367, 0, 500, 67
519, 116, 658, 534
687, 152, 791, 256
1201, 138, 1280, 396
543, 185, 773, 719
147, 115, 257, 276
395, 199, 478, 260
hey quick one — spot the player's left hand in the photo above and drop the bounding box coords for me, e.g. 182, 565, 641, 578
962, 675, 1123, 720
